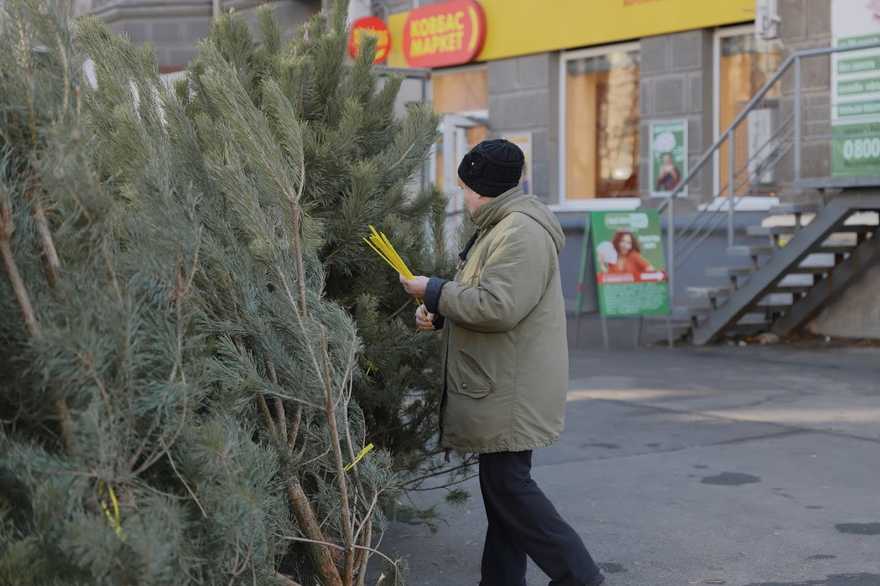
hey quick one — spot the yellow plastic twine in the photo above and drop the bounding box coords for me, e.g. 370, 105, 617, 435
97, 480, 125, 541
344, 443, 375, 472
363, 225, 422, 304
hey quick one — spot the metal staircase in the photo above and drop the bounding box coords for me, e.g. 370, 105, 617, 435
686, 198, 880, 344
657, 42, 880, 345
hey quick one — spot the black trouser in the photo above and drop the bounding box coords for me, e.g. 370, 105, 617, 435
478, 451, 602, 586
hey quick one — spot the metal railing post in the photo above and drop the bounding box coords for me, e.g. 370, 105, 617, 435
728, 129, 736, 248
667, 193, 675, 348
793, 55, 802, 184
667, 194, 675, 304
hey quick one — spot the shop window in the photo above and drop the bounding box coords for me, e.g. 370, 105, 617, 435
431, 67, 489, 191
716, 28, 783, 196
563, 46, 640, 200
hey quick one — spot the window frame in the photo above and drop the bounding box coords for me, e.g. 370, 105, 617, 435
557, 41, 642, 211
713, 23, 756, 197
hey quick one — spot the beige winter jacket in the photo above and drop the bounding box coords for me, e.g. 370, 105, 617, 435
425, 186, 568, 454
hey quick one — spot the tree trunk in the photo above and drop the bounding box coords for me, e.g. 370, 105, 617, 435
286, 476, 344, 586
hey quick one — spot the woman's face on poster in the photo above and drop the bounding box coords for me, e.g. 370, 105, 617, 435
618, 234, 633, 254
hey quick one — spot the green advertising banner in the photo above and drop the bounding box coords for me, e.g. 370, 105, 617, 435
649, 120, 687, 197
832, 0, 880, 177
590, 211, 670, 317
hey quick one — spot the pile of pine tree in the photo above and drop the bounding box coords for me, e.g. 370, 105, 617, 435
0, 0, 446, 584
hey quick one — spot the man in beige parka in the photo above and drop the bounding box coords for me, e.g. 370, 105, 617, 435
400, 139, 605, 586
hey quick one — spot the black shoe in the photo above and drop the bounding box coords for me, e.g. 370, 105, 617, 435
585, 573, 605, 586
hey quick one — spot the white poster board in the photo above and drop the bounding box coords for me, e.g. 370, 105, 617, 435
831, 0, 880, 177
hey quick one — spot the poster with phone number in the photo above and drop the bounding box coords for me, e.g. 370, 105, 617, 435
591, 211, 670, 317
832, 0, 880, 177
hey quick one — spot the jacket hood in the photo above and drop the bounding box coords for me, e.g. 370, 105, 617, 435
471, 186, 566, 253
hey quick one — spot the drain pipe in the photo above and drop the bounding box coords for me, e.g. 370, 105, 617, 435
213, 0, 221, 20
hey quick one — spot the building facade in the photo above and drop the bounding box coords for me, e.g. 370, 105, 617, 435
73, 0, 321, 72
369, 0, 880, 340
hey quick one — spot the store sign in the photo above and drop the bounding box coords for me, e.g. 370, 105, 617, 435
831, 0, 880, 177
591, 211, 669, 317
649, 120, 687, 197
348, 16, 391, 63
403, 0, 486, 68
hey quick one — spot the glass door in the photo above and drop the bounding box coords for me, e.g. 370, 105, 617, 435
714, 26, 783, 196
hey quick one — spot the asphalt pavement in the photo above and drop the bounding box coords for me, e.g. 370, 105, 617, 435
379, 344, 880, 586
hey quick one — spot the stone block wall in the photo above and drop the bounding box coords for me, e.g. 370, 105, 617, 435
777, 0, 880, 340
639, 30, 714, 204
82, 0, 319, 71
778, 0, 832, 186
487, 53, 559, 204
809, 263, 880, 339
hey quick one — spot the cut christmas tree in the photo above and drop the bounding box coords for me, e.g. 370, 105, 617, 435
1, 1, 447, 584
186, 3, 451, 467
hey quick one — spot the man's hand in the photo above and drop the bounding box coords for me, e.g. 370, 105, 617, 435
400, 274, 429, 298
415, 304, 436, 332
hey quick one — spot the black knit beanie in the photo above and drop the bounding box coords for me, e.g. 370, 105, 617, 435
457, 139, 524, 197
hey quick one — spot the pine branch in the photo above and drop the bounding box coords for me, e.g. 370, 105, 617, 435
320, 325, 355, 585
354, 519, 372, 586
259, 357, 341, 586
288, 405, 302, 456
277, 533, 402, 585
1, 187, 75, 453
0, 206, 39, 338
159, 436, 207, 518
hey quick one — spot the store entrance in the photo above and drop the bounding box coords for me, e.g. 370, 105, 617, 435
434, 112, 488, 239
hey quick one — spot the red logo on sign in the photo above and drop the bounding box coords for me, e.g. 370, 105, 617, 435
403, 0, 486, 68
348, 16, 391, 63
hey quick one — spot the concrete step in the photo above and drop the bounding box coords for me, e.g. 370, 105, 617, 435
748, 222, 874, 242
835, 224, 875, 235
760, 292, 795, 306
779, 273, 814, 287
815, 243, 856, 255
642, 306, 694, 322
790, 265, 834, 275
727, 244, 776, 258
705, 266, 756, 279
801, 252, 837, 267
751, 303, 791, 315
687, 286, 733, 304
844, 211, 880, 225
768, 203, 819, 216
770, 284, 813, 295
737, 313, 771, 326
728, 323, 769, 337
746, 225, 798, 237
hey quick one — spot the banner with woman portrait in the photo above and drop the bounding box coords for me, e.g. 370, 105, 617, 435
591, 211, 670, 317
650, 120, 687, 197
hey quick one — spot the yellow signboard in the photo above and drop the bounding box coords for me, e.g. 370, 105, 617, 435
387, 0, 754, 68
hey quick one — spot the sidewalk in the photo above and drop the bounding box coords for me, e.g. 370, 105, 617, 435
381, 346, 880, 586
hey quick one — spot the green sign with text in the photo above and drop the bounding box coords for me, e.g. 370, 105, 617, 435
832, 0, 880, 177
590, 211, 670, 317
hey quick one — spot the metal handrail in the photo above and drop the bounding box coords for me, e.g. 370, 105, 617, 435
661, 41, 880, 317
660, 42, 880, 215
673, 111, 794, 250
673, 114, 795, 264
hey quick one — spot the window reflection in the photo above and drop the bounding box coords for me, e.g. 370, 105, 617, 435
566, 49, 640, 199
718, 31, 783, 195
